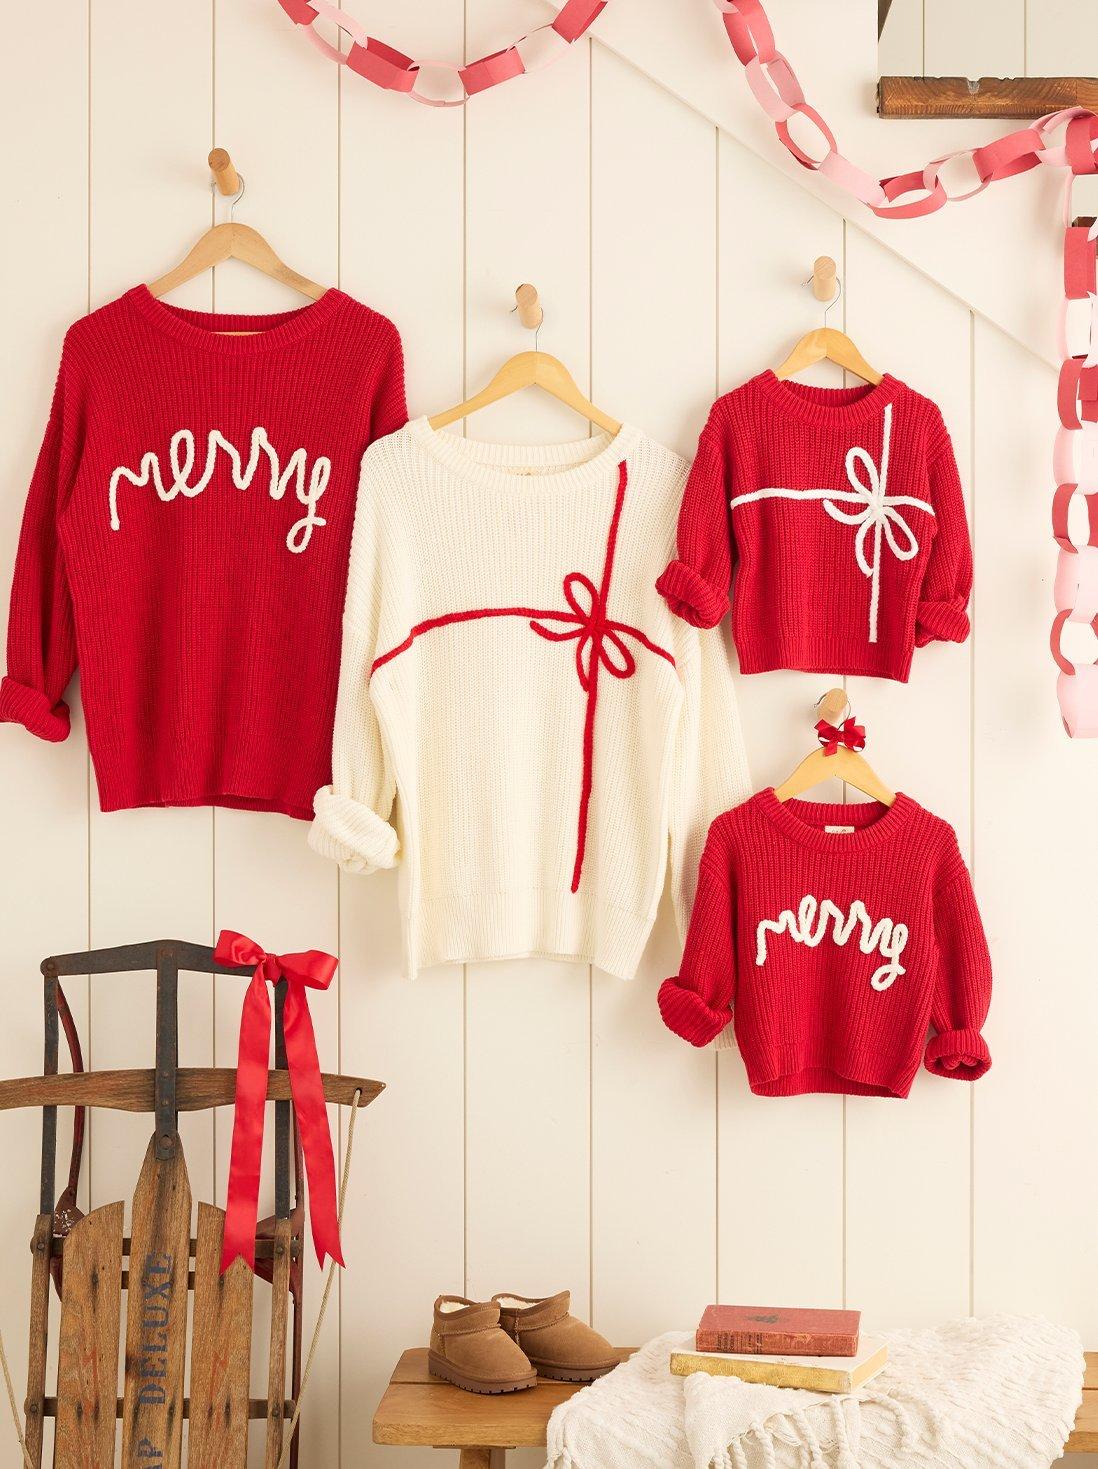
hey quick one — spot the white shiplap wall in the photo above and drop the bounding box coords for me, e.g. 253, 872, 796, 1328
0, 2, 1096, 1466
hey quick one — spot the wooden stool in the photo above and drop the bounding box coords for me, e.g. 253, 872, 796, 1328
374, 1347, 1098, 1463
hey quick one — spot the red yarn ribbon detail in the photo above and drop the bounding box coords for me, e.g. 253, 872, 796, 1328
214, 928, 343, 1275
816, 717, 866, 756
370, 462, 675, 889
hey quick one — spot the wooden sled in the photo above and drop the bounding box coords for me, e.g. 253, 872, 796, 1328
0, 938, 383, 1468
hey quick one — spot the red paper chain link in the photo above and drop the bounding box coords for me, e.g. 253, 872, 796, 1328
275, 0, 608, 106
715, 0, 1098, 735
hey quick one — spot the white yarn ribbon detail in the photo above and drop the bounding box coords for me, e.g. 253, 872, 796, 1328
109, 425, 331, 554
730, 404, 934, 642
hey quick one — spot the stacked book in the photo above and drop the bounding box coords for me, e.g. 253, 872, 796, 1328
670, 1306, 887, 1393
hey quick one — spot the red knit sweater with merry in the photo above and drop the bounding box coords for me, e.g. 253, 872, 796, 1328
658, 789, 992, 1098
656, 372, 972, 682
0, 286, 406, 817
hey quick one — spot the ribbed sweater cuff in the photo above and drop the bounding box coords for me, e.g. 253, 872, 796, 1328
0, 677, 70, 742
658, 977, 730, 1048
925, 1027, 991, 1080
655, 560, 728, 629
915, 600, 970, 647
309, 786, 399, 874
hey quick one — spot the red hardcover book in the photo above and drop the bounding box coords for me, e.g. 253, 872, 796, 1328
695, 1306, 861, 1358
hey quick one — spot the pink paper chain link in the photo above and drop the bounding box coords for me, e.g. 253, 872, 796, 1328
716, 0, 1098, 736
275, 0, 608, 106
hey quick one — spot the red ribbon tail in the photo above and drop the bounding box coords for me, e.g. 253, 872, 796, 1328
221, 974, 272, 1275
283, 983, 345, 1270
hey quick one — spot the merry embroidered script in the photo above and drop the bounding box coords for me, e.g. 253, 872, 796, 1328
108, 426, 331, 552
755, 894, 908, 990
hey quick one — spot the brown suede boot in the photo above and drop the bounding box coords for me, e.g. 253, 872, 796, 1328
493, 1292, 618, 1382
428, 1296, 537, 1394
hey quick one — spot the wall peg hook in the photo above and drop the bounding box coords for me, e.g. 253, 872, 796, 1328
208, 147, 241, 198
514, 283, 544, 331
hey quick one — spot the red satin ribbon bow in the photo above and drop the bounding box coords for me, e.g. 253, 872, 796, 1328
815, 717, 866, 756
214, 929, 344, 1275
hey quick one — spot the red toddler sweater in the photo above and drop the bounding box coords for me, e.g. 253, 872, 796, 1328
657, 372, 972, 682
658, 789, 992, 1098
1, 286, 406, 817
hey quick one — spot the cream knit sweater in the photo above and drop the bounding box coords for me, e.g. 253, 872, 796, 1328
309, 417, 751, 979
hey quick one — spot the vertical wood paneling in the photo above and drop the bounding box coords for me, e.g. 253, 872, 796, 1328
972, 320, 1098, 1338
210, 1, 341, 1457
877, 0, 924, 77
0, 6, 90, 1452
925, 0, 1025, 78
86, 0, 217, 1235
589, 45, 718, 1345
716, 137, 847, 1310
461, 7, 594, 1388
843, 227, 974, 1325
337, 10, 466, 1462
1025, 0, 1098, 75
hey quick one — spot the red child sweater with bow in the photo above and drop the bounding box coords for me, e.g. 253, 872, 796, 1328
658, 789, 992, 1098
1, 286, 406, 817
656, 372, 972, 682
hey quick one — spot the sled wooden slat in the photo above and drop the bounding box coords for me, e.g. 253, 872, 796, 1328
53, 1202, 124, 1467
188, 1204, 253, 1468
23, 1214, 52, 1468
264, 1218, 294, 1468
120, 1136, 192, 1469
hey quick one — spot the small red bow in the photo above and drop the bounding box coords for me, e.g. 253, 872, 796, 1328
815, 716, 866, 756
214, 929, 344, 1275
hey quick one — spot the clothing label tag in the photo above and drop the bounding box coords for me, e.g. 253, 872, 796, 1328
824, 825, 856, 834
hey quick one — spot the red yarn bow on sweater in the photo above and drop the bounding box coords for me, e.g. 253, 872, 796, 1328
815, 717, 866, 756
214, 929, 344, 1275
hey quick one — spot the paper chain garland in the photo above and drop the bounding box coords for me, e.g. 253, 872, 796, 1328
275, 0, 607, 106
714, 0, 1098, 735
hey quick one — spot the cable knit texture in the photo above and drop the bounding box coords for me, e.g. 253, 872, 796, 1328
309, 418, 751, 979
656, 372, 972, 682
659, 789, 992, 1098
1, 285, 406, 817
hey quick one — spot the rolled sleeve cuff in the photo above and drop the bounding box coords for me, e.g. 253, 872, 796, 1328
925, 1027, 991, 1081
0, 677, 70, 742
656, 560, 729, 630
915, 600, 970, 647
658, 977, 731, 1048
309, 786, 399, 875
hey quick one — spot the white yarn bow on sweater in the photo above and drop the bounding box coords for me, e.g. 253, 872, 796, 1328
544, 1316, 1084, 1469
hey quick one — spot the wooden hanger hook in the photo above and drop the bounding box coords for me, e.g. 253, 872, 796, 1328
812, 255, 838, 303
515, 283, 544, 331
208, 147, 241, 197
816, 687, 849, 725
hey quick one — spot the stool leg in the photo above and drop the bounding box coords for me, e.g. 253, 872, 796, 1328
458, 1451, 505, 1469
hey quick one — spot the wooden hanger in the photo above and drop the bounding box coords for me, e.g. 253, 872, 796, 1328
774, 688, 896, 806
428, 285, 621, 434
774, 256, 883, 386
147, 149, 326, 305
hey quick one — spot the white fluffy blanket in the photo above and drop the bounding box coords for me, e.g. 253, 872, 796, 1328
545, 1316, 1084, 1469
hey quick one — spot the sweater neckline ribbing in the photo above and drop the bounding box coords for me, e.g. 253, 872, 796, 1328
755, 369, 902, 427
405, 416, 640, 494
754, 786, 915, 852
126, 284, 349, 355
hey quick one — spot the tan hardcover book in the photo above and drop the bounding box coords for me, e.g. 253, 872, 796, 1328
669, 1337, 888, 1394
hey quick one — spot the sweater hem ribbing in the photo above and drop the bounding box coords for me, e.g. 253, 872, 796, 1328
406, 887, 656, 982
746, 1063, 915, 1099
735, 647, 914, 683
96, 790, 313, 820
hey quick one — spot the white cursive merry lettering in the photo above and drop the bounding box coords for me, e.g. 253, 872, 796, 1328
755, 894, 908, 991
108, 426, 331, 553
